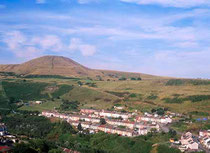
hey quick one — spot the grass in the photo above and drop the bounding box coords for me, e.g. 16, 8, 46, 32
19, 100, 62, 112
1, 77, 210, 116
63, 86, 120, 109
95, 80, 210, 114
51, 84, 74, 98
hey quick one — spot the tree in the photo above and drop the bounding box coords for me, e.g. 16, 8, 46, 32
100, 118, 106, 125
77, 81, 83, 86
169, 129, 177, 138
13, 143, 37, 153
78, 123, 83, 131
151, 109, 156, 113
119, 77, 127, 81
9, 97, 16, 104
156, 108, 165, 115
48, 149, 62, 153
137, 77, 142, 80
150, 128, 157, 134
131, 78, 136, 80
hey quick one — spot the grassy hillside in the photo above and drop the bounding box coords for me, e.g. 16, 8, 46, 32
1, 77, 210, 117
62, 86, 120, 109
94, 79, 210, 114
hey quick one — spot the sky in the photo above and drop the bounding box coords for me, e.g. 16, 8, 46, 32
0, 0, 210, 78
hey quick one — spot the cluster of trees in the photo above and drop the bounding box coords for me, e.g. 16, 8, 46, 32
0, 72, 19, 77
186, 95, 210, 102
60, 100, 79, 111
2, 81, 74, 103
85, 82, 97, 87
2, 81, 49, 101
13, 139, 62, 153
130, 77, 142, 81
151, 108, 167, 115
163, 94, 210, 104
77, 81, 97, 87
162, 97, 184, 104
1, 114, 54, 138
119, 77, 142, 81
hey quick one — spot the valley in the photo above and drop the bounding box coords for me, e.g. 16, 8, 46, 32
0, 56, 209, 153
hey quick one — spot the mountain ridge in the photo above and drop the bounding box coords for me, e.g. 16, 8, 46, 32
0, 55, 158, 80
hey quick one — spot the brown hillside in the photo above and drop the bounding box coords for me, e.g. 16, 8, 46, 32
0, 55, 158, 79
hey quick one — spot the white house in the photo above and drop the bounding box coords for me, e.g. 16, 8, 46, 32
0, 124, 7, 136
35, 101, 43, 104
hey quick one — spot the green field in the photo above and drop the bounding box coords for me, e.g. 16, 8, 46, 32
19, 100, 62, 112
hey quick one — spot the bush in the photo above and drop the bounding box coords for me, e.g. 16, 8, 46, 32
162, 97, 184, 104
119, 77, 127, 81
129, 93, 137, 98
186, 95, 210, 102
60, 100, 79, 111
147, 94, 158, 100
130, 78, 136, 80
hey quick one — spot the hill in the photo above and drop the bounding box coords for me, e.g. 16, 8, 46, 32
0, 55, 157, 80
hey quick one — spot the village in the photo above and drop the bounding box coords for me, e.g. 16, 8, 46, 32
42, 108, 173, 137
41, 109, 210, 152
0, 108, 209, 152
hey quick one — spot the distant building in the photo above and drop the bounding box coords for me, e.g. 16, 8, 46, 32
35, 101, 43, 104
199, 130, 210, 137
180, 132, 198, 151
41, 109, 173, 137
114, 106, 124, 110
199, 130, 210, 149
0, 123, 7, 136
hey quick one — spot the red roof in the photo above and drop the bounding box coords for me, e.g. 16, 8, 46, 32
0, 146, 11, 152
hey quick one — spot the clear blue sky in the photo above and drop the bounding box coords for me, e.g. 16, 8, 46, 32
0, 0, 210, 78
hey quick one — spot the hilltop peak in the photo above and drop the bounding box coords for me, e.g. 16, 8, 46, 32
0, 55, 156, 80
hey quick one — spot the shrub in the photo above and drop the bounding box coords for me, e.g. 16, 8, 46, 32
60, 100, 79, 111
147, 94, 158, 100
129, 93, 137, 98
162, 97, 184, 104
119, 77, 127, 81
186, 95, 210, 102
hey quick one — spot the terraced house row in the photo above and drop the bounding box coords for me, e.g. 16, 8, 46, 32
42, 109, 172, 137
199, 130, 210, 150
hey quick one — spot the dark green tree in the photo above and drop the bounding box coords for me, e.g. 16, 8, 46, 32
78, 123, 83, 131
169, 129, 177, 138
100, 118, 106, 125
137, 77, 142, 80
